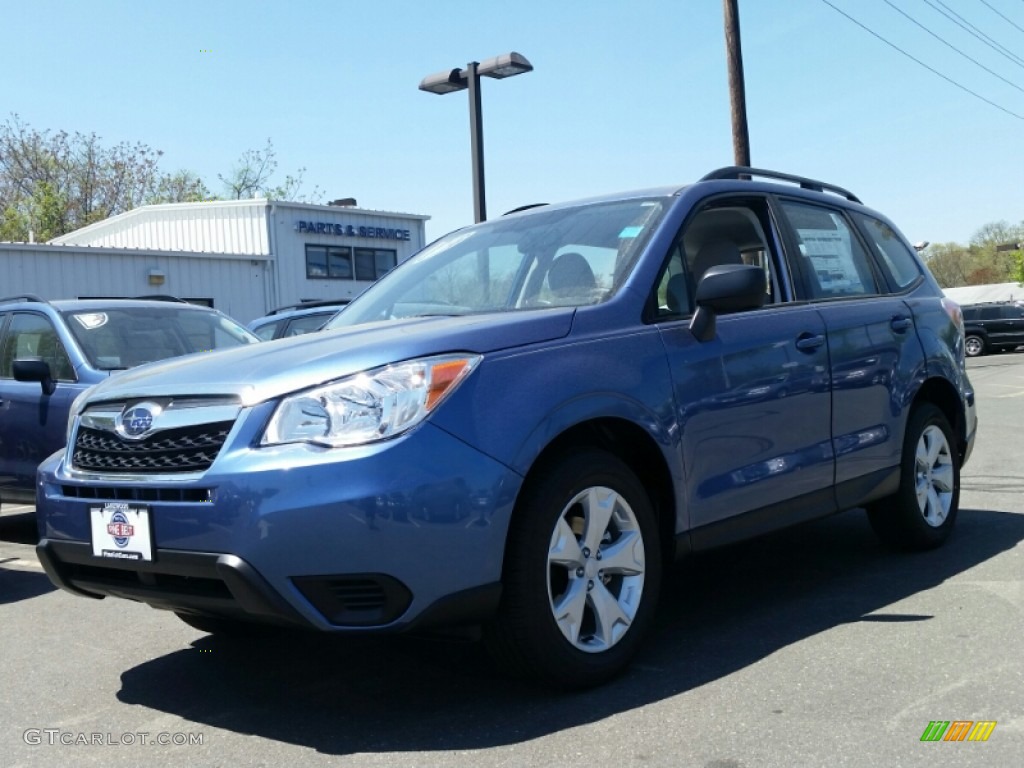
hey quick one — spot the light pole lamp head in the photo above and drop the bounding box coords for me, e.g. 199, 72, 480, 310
477, 52, 533, 79
419, 68, 468, 95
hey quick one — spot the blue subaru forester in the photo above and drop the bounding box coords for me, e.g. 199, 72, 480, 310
35, 168, 976, 688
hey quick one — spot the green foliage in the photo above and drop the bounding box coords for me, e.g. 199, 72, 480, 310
0, 116, 318, 242
923, 219, 1024, 288
217, 139, 322, 203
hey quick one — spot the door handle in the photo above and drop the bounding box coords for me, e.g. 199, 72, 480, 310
890, 316, 912, 333
795, 333, 825, 352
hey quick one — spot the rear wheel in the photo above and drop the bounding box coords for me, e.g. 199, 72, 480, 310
964, 335, 985, 357
484, 449, 661, 689
867, 403, 960, 550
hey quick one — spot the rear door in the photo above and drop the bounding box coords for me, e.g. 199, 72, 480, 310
995, 304, 1024, 348
775, 200, 926, 507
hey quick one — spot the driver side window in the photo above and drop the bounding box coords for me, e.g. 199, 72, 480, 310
654, 199, 780, 319
0, 312, 76, 381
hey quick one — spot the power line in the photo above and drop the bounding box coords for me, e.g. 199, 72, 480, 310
923, 0, 1024, 69
818, 0, 1024, 120
977, 0, 1024, 36
883, 0, 1024, 94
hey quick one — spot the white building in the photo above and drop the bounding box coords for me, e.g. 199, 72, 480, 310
942, 282, 1024, 306
1, 199, 429, 323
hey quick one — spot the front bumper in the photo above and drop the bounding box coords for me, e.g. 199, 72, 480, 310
36, 419, 519, 631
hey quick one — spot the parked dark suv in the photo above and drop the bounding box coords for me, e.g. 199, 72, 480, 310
0, 296, 257, 504
35, 168, 977, 688
961, 301, 1024, 356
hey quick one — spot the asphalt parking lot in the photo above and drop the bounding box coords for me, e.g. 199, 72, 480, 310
2, 352, 1022, 768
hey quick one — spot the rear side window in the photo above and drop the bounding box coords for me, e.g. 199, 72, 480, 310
854, 213, 922, 290
779, 201, 879, 299
1003, 304, 1024, 319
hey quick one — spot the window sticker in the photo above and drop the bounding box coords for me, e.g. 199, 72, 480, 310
618, 226, 644, 238
73, 313, 108, 330
796, 228, 866, 294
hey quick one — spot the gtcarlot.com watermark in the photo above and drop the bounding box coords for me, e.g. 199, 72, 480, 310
24, 729, 204, 747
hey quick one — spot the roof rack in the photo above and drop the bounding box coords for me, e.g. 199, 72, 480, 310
267, 298, 351, 315
700, 166, 862, 204
131, 294, 189, 303
503, 203, 548, 216
0, 294, 47, 304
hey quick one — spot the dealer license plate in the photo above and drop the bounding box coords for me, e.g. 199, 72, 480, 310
90, 503, 154, 562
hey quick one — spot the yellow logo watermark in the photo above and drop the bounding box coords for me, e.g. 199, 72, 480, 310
920, 721, 996, 742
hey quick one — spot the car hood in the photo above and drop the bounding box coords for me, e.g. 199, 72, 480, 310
80, 310, 575, 405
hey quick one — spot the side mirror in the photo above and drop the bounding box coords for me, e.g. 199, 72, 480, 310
13, 357, 57, 396
689, 264, 767, 343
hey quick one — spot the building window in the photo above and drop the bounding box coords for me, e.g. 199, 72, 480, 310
306, 245, 355, 279
354, 248, 397, 280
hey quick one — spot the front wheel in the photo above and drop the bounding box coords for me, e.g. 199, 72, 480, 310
484, 449, 661, 689
867, 403, 960, 550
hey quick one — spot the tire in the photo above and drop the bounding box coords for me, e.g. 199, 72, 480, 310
964, 335, 985, 357
867, 403, 960, 551
484, 449, 662, 689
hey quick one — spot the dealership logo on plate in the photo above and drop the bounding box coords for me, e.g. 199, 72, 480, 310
106, 509, 135, 547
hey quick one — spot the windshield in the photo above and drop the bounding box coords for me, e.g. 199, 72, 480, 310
325, 198, 666, 328
63, 306, 258, 370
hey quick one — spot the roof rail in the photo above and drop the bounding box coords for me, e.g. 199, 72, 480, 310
503, 203, 548, 215
267, 298, 351, 315
131, 294, 189, 303
700, 166, 862, 204
0, 294, 47, 304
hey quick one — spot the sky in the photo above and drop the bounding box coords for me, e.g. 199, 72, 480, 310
3, 0, 1024, 246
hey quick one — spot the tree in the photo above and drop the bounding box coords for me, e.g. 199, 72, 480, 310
923, 242, 971, 288
923, 219, 1024, 288
0, 114, 207, 240
147, 170, 211, 205
217, 139, 322, 202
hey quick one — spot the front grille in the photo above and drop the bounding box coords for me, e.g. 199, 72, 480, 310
72, 421, 233, 474
65, 562, 233, 600
61, 485, 213, 503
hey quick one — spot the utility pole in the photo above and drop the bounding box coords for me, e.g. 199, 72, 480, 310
723, 0, 751, 167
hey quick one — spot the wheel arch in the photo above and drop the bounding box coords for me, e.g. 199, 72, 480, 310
515, 417, 679, 568
911, 376, 967, 460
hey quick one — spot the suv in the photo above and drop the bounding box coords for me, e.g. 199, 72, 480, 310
961, 301, 1024, 356
34, 168, 976, 688
247, 300, 351, 341
0, 296, 258, 504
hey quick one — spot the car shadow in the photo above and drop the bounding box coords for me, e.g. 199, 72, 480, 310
115, 507, 1023, 755
0, 511, 54, 604
0, 510, 39, 545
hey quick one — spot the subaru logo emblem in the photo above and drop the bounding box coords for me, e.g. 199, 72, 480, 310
116, 402, 161, 440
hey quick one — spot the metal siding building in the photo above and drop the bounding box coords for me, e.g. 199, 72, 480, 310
3, 199, 429, 323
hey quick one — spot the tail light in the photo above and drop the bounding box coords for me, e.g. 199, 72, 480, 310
941, 297, 963, 332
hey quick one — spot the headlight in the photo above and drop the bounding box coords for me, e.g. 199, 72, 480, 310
261, 354, 481, 448
67, 385, 98, 441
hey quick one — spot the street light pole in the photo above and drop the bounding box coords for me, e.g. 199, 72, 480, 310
465, 61, 487, 223
420, 52, 533, 224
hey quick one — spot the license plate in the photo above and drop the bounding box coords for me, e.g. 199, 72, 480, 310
90, 503, 154, 562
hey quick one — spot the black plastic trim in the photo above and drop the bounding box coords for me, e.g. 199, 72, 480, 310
35, 539, 307, 625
